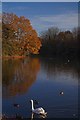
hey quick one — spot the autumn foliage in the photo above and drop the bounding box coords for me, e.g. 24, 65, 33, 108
2, 13, 41, 56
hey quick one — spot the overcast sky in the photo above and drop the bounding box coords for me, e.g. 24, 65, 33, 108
2, 2, 78, 35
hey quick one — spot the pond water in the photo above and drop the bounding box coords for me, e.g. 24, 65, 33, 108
2, 57, 79, 119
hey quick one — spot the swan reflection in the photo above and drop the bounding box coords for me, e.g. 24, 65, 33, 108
31, 112, 47, 119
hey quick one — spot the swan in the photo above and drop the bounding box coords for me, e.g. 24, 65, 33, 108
30, 100, 47, 115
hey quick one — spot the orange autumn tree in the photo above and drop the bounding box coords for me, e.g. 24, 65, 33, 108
2, 13, 41, 56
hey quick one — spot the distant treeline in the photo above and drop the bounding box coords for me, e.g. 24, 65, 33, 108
40, 27, 80, 58
2, 12, 80, 58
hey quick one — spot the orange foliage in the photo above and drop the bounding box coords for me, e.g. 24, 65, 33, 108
3, 58, 40, 97
2, 13, 41, 56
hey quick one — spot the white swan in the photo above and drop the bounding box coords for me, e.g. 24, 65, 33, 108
30, 100, 47, 115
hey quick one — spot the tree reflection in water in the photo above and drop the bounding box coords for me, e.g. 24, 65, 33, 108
2, 57, 40, 98
40, 57, 79, 81
2, 56, 79, 118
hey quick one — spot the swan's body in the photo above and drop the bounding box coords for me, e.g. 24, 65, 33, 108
30, 100, 47, 115
32, 107, 46, 115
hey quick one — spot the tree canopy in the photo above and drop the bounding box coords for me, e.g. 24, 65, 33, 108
2, 13, 41, 56
40, 27, 79, 58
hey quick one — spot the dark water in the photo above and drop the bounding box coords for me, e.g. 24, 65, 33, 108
2, 57, 79, 119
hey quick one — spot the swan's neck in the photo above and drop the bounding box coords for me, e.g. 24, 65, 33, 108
31, 100, 34, 111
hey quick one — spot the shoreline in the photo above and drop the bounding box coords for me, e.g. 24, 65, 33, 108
0, 56, 26, 59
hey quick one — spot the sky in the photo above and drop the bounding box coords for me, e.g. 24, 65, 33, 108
2, 2, 78, 35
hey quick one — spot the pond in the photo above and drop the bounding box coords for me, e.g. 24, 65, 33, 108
2, 56, 79, 119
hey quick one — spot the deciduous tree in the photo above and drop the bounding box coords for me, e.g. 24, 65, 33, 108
2, 13, 41, 56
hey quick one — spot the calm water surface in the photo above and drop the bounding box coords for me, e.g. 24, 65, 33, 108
2, 57, 79, 118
